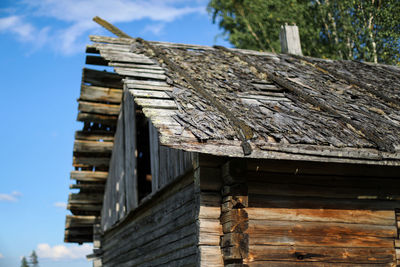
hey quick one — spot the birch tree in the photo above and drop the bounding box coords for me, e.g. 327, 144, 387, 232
208, 0, 400, 64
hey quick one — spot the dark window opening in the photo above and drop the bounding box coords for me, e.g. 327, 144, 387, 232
136, 109, 152, 201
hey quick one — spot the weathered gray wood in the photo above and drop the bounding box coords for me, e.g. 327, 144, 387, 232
83, 68, 123, 89
90, 35, 134, 44
78, 100, 120, 115
124, 79, 169, 86
126, 83, 172, 92
102, 181, 196, 266
280, 24, 303, 55
80, 84, 122, 103
75, 130, 114, 142
114, 67, 165, 75
69, 184, 104, 191
103, 180, 195, 249
123, 86, 138, 211
73, 156, 110, 167
88, 42, 132, 52
100, 51, 154, 65
149, 122, 160, 192
108, 224, 197, 266
77, 112, 117, 125
109, 62, 163, 70
158, 138, 400, 166
141, 108, 177, 118
134, 98, 177, 109
73, 140, 113, 154
130, 89, 171, 99
68, 202, 102, 213
70, 171, 108, 182
69, 193, 103, 204
157, 146, 194, 189
101, 110, 126, 230
65, 215, 98, 228
114, 67, 166, 80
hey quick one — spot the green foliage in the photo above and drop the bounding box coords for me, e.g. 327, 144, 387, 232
30, 250, 39, 267
20, 257, 29, 267
208, 0, 400, 64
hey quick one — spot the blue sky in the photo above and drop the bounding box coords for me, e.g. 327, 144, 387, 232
0, 1, 230, 266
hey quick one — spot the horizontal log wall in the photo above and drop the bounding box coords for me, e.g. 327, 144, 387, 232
197, 158, 225, 267
243, 159, 400, 266
101, 171, 198, 267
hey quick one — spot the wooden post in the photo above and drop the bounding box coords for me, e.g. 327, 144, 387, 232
279, 23, 303, 56
220, 160, 249, 267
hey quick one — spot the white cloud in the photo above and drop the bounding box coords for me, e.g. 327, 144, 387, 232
0, 253, 4, 259
142, 23, 165, 36
37, 243, 92, 261
0, 191, 22, 202
0, 15, 35, 40
53, 202, 67, 209
26, 0, 205, 23
2, 0, 207, 54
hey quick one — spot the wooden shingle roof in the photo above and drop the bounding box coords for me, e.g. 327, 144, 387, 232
65, 34, 400, 243
91, 35, 400, 165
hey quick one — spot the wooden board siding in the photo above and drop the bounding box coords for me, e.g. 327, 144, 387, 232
242, 160, 400, 266
101, 107, 128, 231
101, 172, 198, 267
101, 88, 195, 232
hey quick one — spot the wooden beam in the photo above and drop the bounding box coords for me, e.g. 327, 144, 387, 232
80, 84, 122, 104
86, 55, 109, 66
70, 184, 105, 191
83, 68, 123, 89
74, 140, 114, 154
65, 215, 98, 228
77, 112, 117, 125
73, 156, 110, 168
70, 171, 108, 182
75, 130, 114, 142
78, 100, 120, 116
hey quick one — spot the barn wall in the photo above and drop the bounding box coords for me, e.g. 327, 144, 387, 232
198, 156, 400, 266
101, 171, 199, 266
243, 159, 400, 266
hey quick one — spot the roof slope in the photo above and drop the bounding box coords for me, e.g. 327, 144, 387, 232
89, 35, 400, 165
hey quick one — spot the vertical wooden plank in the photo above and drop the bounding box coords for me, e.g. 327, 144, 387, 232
116, 108, 126, 220
124, 86, 138, 212
101, 108, 124, 231
159, 146, 167, 188
149, 122, 160, 192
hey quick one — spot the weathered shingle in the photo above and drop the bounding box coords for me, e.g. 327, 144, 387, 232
90, 35, 400, 165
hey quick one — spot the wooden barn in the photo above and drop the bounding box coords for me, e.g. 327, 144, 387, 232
64, 19, 400, 266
